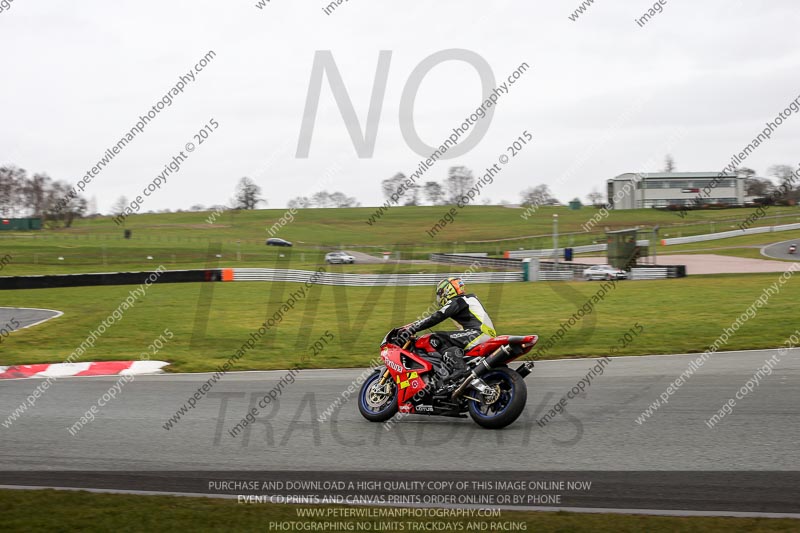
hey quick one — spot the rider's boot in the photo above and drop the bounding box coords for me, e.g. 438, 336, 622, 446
442, 347, 469, 383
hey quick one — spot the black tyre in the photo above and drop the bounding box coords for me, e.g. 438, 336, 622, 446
358, 370, 398, 422
467, 367, 527, 429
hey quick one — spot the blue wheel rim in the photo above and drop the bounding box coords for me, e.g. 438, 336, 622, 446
360, 373, 396, 415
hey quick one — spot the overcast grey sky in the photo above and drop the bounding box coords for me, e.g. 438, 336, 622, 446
1, 0, 799, 212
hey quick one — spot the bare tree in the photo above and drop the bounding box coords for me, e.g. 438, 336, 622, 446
45, 180, 86, 228
444, 166, 475, 204
22, 172, 51, 217
329, 191, 359, 207
234, 177, 264, 210
664, 154, 676, 173
520, 184, 558, 207
744, 177, 774, 197
0, 166, 26, 216
734, 167, 770, 197
311, 191, 333, 208
381, 173, 407, 202
586, 188, 604, 206
0, 165, 89, 225
769, 164, 799, 203
769, 165, 795, 185
403, 184, 421, 206
423, 181, 445, 205
111, 196, 129, 216
287, 196, 311, 209
287, 191, 359, 208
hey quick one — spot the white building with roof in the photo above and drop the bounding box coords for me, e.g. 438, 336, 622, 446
607, 172, 745, 209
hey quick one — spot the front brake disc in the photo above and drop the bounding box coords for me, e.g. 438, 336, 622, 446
367, 383, 391, 408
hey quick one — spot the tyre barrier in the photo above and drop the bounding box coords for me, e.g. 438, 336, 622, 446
0, 269, 222, 290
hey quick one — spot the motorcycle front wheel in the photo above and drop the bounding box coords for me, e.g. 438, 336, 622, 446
467, 367, 527, 429
358, 370, 399, 422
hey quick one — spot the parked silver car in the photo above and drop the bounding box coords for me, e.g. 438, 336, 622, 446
583, 264, 627, 281
325, 251, 355, 264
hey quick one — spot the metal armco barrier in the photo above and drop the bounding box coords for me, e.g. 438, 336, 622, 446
230, 268, 523, 286
660, 222, 800, 245
538, 270, 574, 281
631, 268, 670, 280
429, 253, 522, 270
506, 243, 607, 259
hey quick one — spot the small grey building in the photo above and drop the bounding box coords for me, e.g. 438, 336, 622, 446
607, 172, 745, 209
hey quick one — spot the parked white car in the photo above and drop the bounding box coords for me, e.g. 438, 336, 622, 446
583, 264, 627, 281
325, 251, 355, 264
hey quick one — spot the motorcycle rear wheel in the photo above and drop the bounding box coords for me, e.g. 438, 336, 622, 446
358, 370, 399, 422
467, 367, 527, 429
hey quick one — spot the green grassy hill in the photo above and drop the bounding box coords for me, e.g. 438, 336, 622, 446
0, 205, 798, 275
36, 204, 800, 244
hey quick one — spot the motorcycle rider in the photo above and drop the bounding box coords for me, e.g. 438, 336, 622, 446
399, 277, 497, 388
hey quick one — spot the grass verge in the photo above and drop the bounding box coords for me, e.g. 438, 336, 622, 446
1, 489, 798, 532
1, 272, 797, 372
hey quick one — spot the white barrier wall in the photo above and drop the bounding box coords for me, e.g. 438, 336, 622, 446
506, 222, 800, 258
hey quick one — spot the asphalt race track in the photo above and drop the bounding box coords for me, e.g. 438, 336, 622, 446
0, 307, 62, 331
762, 239, 800, 260
1, 348, 799, 515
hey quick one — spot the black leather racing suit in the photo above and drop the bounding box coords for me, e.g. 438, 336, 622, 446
406, 294, 497, 378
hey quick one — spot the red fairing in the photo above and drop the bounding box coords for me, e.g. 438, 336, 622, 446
380, 344, 433, 404
465, 335, 538, 357
414, 334, 436, 353
465, 336, 511, 357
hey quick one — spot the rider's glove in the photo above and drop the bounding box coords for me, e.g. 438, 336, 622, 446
398, 325, 414, 339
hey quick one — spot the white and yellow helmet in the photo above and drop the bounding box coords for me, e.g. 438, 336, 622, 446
435, 277, 465, 307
